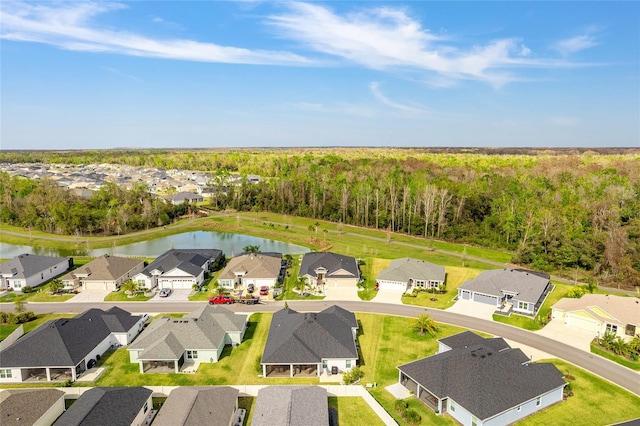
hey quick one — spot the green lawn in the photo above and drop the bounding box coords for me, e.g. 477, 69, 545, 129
590, 343, 640, 371
328, 397, 386, 426
104, 289, 154, 302
0, 285, 75, 303
0, 313, 75, 341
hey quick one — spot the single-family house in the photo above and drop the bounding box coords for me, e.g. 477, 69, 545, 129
457, 268, 552, 316
167, 192, 203, 205
132, 249, 223, 290
59, 254, 145, 292
53, 387, 153, 426
0, 389, 66, 426
218, 252, 282, 290
0, 253, 72, 291
299, 252, 360, 292
261, 305, 358, 378
0, 307, 146, 383
152, 386, 239, 426
376, 257, 446, 292
252, 386, 328, 426
551, 294, 640, 341
128, 305, 247, 373
398, 331, 566, 426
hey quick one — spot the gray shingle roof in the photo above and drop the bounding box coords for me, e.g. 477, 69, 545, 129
299, 252, 359, 279
261, 306, 358, 364
398, 334, 566, 421
0, 253, 71, 279
219, 253, 282, 281
53, 387, 152, 426
0, 308, 141, 368
438, 331, 510, 352
0, 389, 65, 426
152, 387, 239, 426
458, 268, 550, 303
377, 257, 445, 283
137, 249, 223, 279
252, 386, 329, 426
129, 305, 247, 361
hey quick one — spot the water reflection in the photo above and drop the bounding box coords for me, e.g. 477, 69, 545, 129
0, 231, 310, 258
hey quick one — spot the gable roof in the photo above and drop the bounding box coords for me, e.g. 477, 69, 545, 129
0, 389, 65, 426
438, 330, 510, 352
219, 253, 282, 281
136, 249, 223, 279
398, 334, 566, 421
53, 387, 152, 426
0, 308, 141, 368
152, 387, 239, 426
59, 255, 143, 282
129, 305, 247, 360
377, 257, 446, 283
252, 386, 329, 426
261, 306, 358, 364
299, 252, 359, 279
0, 253, 70, 279
552, 294, 640, 326
168, 192, 203, 203
458, 268, 550, 303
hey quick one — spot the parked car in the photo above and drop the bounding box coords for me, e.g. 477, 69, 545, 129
260, 286, 269, 296
159, 288, 172, 297
209, 294, 235, 305
246, 284, 255, 293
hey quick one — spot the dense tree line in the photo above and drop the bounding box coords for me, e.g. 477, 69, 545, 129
1, 149, 638, 288
0, 174, 188, 235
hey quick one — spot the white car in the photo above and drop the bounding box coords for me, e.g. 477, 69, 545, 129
159, 288, 172, 297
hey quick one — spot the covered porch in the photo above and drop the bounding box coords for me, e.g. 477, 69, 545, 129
140, 355, 184, 374
263, 363, 319, 378
22, 366, 77, 382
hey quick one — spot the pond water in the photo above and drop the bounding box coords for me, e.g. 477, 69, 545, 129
0, 231, 310, 258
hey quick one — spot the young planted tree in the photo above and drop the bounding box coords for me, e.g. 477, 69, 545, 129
413, 313, 439, 337
121, 280, 139, 296
49, 278, 64, 295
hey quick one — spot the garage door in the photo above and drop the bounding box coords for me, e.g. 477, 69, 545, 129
84, 281, 113, 291
160, 280, 194, 290
460, 290, 471, 300
378, 280, 405, 291
566, 312, 600, 333
472, 293, 499, 306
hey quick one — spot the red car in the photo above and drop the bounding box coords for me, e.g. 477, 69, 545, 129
260, 286, 269, 296
208, 294, 235, 305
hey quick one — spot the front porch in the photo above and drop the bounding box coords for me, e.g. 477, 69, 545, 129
263, 363, 319, 377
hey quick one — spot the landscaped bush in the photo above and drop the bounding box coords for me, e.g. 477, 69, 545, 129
15, 311, 36, 324
21, 286, 33, 293
404, 409, 422, 425
0, 311, 16, 324
565, 286, 586, 298
394, 399, 408, 415
342, 366, 364, 385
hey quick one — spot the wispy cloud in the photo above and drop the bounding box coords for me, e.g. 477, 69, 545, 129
551, 27, 600, 55
268, 2, 578, 87
149, 15, 184, 31
0, 1, 312, 65
369, 82, 427, 113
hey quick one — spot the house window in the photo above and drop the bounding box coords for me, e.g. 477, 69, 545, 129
187, 350, 198, 360
450, 401, 455, 412
536, 397, 541, 407
143, 402, 148, 413
606, 324, 618, 334
518, 301, 528, 310
0, 369, 12, 379
346, 360, 352, 368
322, 360, 327, 369
472, 417, 478, 426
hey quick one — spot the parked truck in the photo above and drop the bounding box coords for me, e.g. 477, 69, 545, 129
208, 294, 260, 305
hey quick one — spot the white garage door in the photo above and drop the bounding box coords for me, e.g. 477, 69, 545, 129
377, 280, 406, 292
566, 313, 600, 333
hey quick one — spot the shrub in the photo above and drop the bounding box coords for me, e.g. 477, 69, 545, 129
395, 399, 408, 415
21, 286, 33, 294
404, 410, 422, 425
0, 311, 16, 324
342, 366, 364, 385
566, 286, 586, 298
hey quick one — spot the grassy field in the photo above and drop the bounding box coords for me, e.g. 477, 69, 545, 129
400, 265, 483, 309
103, 289, 155, 302
328, 397, 386, 426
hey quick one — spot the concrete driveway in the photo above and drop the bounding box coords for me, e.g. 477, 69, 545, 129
324, 286, 361, 301
535, 319, 597, 352
370, 289, 403, 305
445, 299, 496, 320
69, 289, 110, 303
152, 289, 192, 302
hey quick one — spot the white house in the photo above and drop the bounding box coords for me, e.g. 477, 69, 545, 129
0, 253, 72, 291
133, 249, 223, 290
298, 252, 360, 292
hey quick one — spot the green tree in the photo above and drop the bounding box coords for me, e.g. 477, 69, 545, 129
610, 336, 629, 356
121, 280, 139, 296
243, 245, 260, 253
14, 300, 26, 314
49, 278, 64, 294
412, 313, 439, 337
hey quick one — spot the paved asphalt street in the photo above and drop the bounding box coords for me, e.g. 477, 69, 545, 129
4, 299, 638, 396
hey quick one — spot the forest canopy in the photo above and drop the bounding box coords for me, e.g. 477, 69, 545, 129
1, 148, 638, 289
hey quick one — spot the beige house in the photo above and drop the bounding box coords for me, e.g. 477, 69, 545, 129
299, 252, 360, 291
60, 254, 144, 292
0, 389, 65, 426
218, 253, 282, 290
551, 294, 640, 340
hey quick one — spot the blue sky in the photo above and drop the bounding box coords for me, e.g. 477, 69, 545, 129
1, 1, 638, 149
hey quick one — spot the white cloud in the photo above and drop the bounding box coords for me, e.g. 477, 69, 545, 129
268, 2, 572, 87
551, 33, 599, 55
0, 1, 312, 65
369, 82, 427, 113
